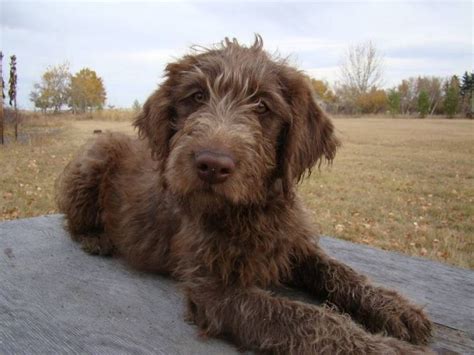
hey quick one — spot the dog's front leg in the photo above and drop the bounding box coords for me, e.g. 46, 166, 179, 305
184, 278, 432, 354
291, 246, 432, 345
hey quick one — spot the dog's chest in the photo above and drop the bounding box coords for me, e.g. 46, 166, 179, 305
174, 214, 296, 287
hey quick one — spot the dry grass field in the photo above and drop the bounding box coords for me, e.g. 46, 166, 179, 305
1, 114, 472, 269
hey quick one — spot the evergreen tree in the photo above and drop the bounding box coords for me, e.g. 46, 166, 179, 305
8, 55, 18, 140
444, 87, 458, 118
8, 55, 17, 107
387, 89, 401, 116
460, 71, 473, 118
417, 90, 430, 118
444, 75, 460, 118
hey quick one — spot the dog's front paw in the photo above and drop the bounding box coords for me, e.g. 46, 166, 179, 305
364, 288, 432, 344
398, 303, 432, 344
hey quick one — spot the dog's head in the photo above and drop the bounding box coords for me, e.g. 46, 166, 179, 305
134, 36, 339, 208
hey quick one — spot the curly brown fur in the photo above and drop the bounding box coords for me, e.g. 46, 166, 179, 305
56, 36, 432, 354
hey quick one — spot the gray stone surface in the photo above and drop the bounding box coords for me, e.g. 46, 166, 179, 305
1, 215, 473, 354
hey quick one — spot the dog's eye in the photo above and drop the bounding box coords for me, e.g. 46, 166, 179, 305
193, 91, 205, 103
255, 100, 268, 114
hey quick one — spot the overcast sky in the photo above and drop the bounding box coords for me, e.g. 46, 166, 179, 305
1, 0, 472, 109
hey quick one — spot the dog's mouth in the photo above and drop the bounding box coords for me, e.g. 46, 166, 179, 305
174, 184, 232, 213
196, 184, 215, 195
196, 183, 228, 199
192, 178, 247, 205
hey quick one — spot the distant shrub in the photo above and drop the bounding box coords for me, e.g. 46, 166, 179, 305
355, 88, 388, 114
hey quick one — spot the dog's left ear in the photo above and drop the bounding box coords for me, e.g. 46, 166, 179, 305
279, 72, 340, 194
133, 70, 177, 162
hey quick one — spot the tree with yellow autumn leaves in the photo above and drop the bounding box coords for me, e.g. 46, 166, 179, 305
30, 64, 106, 113
69, 68, 106, 113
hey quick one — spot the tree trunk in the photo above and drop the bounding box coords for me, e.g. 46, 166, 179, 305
14, 99, 18, 141
430, 100, 439, 115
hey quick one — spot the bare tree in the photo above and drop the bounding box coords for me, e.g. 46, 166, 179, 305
339, 41, 384, 95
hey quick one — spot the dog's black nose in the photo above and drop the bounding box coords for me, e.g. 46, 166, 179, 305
195, 150, 235, 184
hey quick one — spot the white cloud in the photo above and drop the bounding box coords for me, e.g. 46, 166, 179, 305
124, 49, 187, 64
266, 37, 345, 54
2, 1, 471, 109
305, 67, 340, 85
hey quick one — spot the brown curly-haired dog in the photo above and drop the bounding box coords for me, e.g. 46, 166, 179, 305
57, 37, 432, 354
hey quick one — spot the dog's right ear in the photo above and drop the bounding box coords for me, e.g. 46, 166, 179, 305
277, 70, 340, 196
133, 79, 175, 162
134, 57, 199, 162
